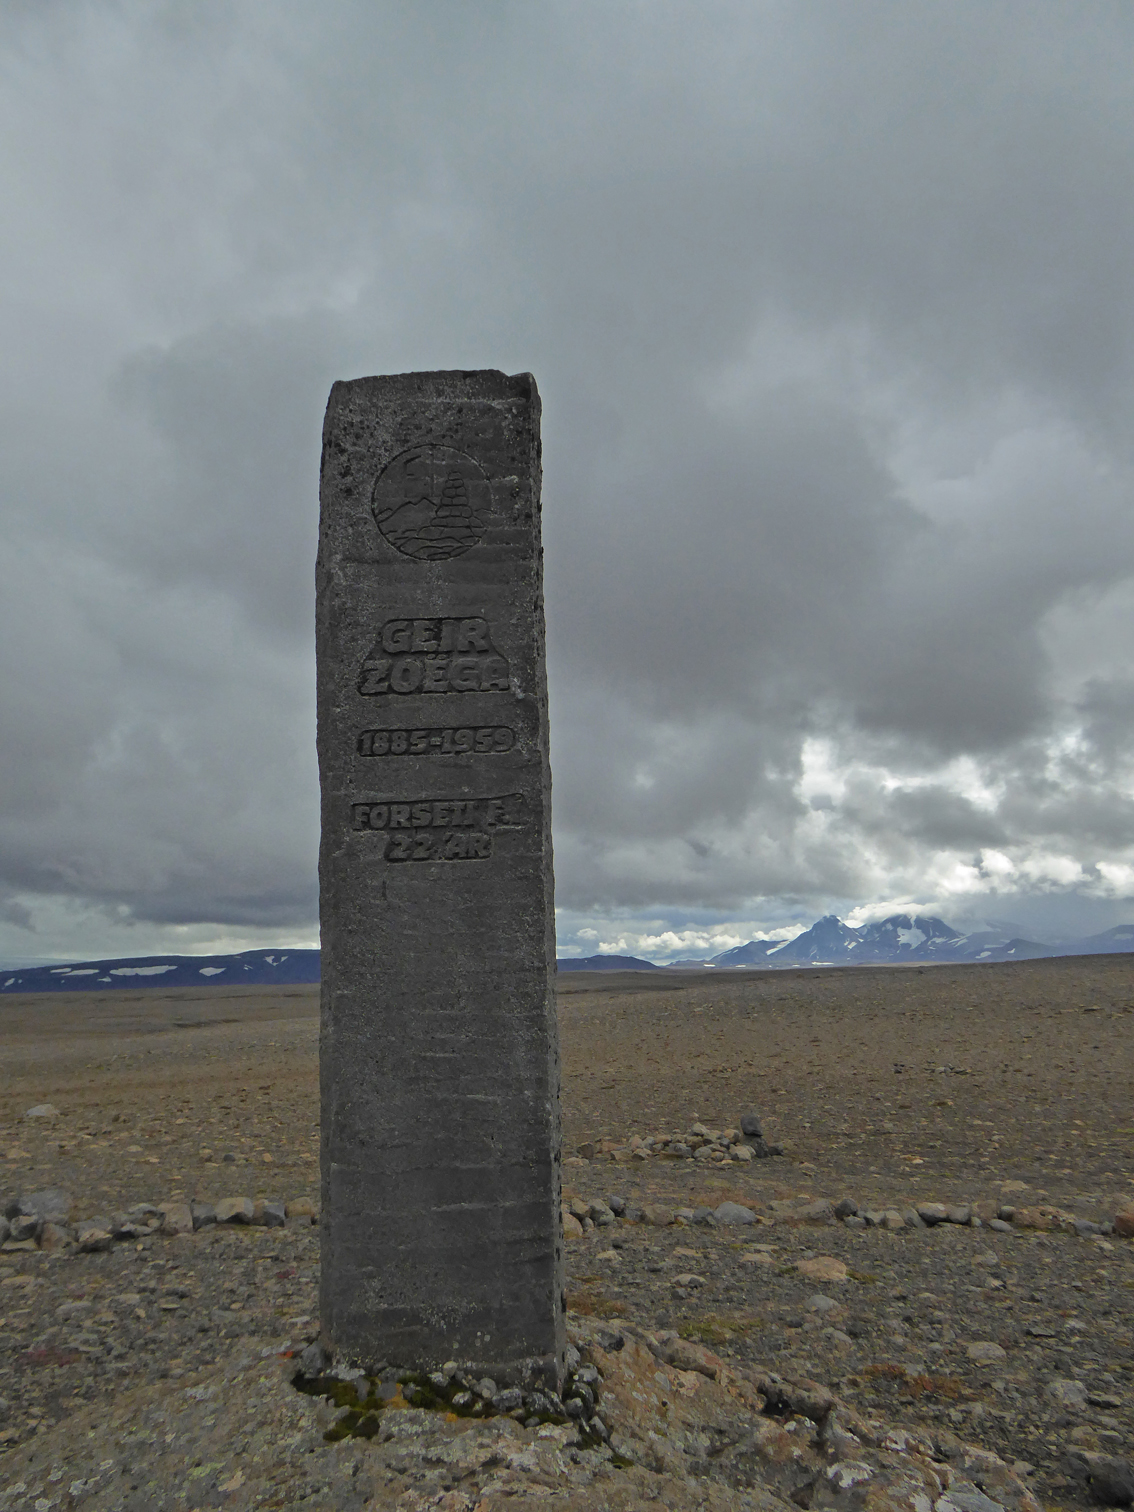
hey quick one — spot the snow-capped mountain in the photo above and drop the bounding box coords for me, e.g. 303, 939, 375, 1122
674, 912, 1134, 969
764, 914, 865, 964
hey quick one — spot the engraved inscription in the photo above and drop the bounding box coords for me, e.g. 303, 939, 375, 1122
372, 445, 490, 560
386, 830, 492, 862
358, 727, 515, 757
351, 792, 525, 863
358, 617, 510, 696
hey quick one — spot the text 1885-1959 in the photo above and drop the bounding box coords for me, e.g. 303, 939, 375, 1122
357, 727, 515, 756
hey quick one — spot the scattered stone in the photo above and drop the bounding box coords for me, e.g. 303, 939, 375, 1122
299, 1340, 329, 1377
252, 1199, 286, 1228
190, 1200, 216, 1230
796, 1256, 848, 1283
37, 1220, 69, 1252
1048, 1379, 1089, 1409
562, 1212, 584, 1239
23, 1104, 58, 1119
641, 1203, 674, 1226
215, 1197, 254, 1224
918, 1202, 950, 1225
740, 1112, 762, 1137
159, 1203, 193, 1237
285, 1197, 317, 1219
1085, 1454, 1134, 1506
713, 1201, 756, 1225
1114, 1211, 1134, 1239
76, 1224, 113, 1253
834, 1197, 859, 1218
966, 1341, 1008, 1363
6, 1188, 74, 1224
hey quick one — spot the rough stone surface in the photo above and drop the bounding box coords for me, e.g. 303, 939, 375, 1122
714, 1201, 757, 1225
159, 1202, 193, 1236
215, 1197, 253, 1225
5, 1189, 73, 1224
317, 370, 562, 1382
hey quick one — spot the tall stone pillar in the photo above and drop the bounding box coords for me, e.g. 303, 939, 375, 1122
316, 370, 563, 1385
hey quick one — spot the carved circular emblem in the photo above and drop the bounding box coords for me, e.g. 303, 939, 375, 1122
371, 445, 490, 561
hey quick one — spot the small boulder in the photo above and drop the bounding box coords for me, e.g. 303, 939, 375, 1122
917, 1202, 949, 1225
6, 1188, 74, 1224
795, 1256, 848, 1283
160, 1203, 194, 1237
562, 1212, 584, 1239
713, 1201, 756, 1225
299, 1341, 329, 1377
740, 1112, 763, 1138
1114, 1211, 1134, 1239
76, 1223, 113, 1253
1048, 1378, 1089, 1409
966, 1340, 1008, 1363
38, 1221, 70, 1252
641, 1203, 675, 1226
1086, 1454, 1134, 1506
215, 1197, 253, 1225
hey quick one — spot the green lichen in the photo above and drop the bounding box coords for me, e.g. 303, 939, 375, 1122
294, 1366, 598, 1444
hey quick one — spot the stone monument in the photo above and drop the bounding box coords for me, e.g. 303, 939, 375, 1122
316, 370, 563, 1386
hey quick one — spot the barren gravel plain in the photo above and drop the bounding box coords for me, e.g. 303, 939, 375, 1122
0, 955, 1131, 1511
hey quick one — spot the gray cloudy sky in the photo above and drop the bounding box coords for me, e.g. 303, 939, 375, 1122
3, 0, 1134, 966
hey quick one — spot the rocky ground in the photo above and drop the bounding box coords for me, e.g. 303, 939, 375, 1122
0, 957, 1131, 1509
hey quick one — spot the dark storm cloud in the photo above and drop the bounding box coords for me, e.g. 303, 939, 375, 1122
2, 0, 1134, 959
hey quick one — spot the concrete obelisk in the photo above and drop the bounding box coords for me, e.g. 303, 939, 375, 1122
316, 370, 563, 1385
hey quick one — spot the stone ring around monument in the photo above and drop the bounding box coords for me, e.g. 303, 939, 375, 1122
371, 444, 491, 561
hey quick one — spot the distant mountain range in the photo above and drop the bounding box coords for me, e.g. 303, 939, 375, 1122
556, 954, 662, 972
4, 914, 1134, 991
0, 949, 320, 994
661, 914, 1134, 970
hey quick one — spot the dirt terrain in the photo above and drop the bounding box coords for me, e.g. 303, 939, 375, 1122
0, 956, 1131, 1509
